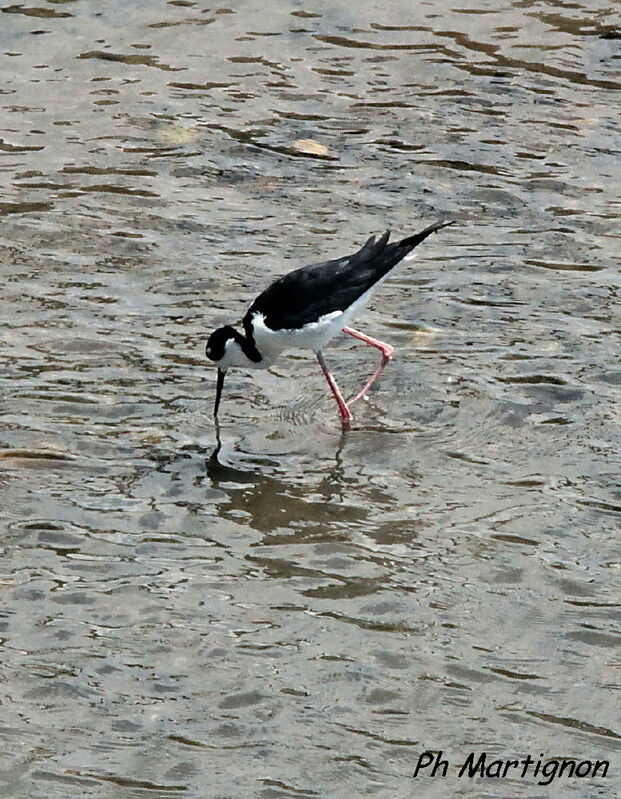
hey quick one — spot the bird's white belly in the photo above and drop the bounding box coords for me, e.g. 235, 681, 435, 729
251, 311, 344, 360
251, 304, 360, 362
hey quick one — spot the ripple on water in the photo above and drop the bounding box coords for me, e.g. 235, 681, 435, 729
1, 0, 619, 796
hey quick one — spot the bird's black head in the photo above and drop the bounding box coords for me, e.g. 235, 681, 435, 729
205, 326, 238, 363
205, 325, 246, 418
205, 324, 263, 417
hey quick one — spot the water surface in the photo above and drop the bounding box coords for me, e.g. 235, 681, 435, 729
1, 1, 619, 797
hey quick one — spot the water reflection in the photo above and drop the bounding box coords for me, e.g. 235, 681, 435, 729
205, 426, 368, 536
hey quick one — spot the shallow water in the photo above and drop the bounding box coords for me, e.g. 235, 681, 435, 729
1, 1, 619, 797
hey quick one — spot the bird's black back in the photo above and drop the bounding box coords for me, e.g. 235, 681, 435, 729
244, 221, 453, 332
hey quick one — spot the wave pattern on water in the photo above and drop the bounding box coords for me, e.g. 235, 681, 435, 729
0, 1, 619, 797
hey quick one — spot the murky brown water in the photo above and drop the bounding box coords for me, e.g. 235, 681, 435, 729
1, 1, 619, 797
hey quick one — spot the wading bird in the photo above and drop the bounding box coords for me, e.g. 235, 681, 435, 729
206, 220, 454, 424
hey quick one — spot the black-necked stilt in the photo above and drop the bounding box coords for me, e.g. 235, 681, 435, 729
206, 220, 454, 424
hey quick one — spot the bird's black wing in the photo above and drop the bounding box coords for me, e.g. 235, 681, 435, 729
244, 221, 453, 332
245, 231, 392, 331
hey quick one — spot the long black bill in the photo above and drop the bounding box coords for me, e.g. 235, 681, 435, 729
214, 368, 226, 417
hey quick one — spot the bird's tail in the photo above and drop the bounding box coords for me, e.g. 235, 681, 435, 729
396, 219, 456, 252
346, 220, 455, 285
368, 219, 454, 279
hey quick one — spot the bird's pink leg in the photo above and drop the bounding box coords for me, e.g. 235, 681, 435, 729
342, 326, 394, 402
316, 350, 353, 424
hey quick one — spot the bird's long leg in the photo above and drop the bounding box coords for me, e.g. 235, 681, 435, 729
316, 350, 354, 424
342, 326, 394, 402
